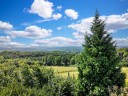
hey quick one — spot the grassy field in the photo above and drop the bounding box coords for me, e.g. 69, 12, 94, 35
47, 66, 78, 78
47, 66, 128, 83
122, 67, 128, 83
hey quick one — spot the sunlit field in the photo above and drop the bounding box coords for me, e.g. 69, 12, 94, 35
122, 67, 128, 84
47, 66, 78, 78
48, 66, 128, 85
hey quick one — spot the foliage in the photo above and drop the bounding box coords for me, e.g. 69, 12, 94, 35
0, 57, 76, 96
77, 11, 126, 96
0, 51, 78, 66
117, 48, 128, 67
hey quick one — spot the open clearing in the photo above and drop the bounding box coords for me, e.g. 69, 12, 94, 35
47, 66, 78, 78
48, 66, 128, 83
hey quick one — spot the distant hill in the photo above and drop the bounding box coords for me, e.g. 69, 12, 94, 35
0, 46, 83, 52
0, 45, 127, 52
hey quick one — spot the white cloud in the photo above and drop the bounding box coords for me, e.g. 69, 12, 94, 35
9, 42, 26, 48
0, 36, 11, 42
69, 13, 128, 39
29, 0, 54, 19
34, 36, 82, 46
57, 27, 62, 30
0, 21, 13, 30
105, 13, 128, 31
22, 15, 62, 26
30, 44, 40, 47
0, 36, 126, 48
25, 0, 62, 25
69, 17, 93, 38
52, 13, 62, 20
65, 9, 78, 19
34, 36, 128, 47
6, 25, 52, 39
22, 19, 53, 26
36, 19, 53, 23
21, 22, 31, 26
114, 37, 128, 47
0, 36, 27, 48
72, 32, 86, 39
57, 6, 62, 10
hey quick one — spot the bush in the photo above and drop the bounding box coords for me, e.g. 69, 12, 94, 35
0, 61, 77, 96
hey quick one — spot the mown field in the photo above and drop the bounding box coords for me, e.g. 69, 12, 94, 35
48, 66, 128, 85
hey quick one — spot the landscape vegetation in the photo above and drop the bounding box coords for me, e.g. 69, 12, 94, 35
0, 11, 128, 96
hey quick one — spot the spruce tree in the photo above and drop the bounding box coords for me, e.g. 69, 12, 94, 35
77, 11, 125, 96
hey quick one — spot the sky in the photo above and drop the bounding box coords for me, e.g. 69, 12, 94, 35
0, 0, 128, 49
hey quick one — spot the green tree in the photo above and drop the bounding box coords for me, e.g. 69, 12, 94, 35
62, 56, 69, 66
21, 66, 35, 88
70, 56, 76, 65
77, 11, 126, 96
54, 56, 61, 66
47, 55, 54, 66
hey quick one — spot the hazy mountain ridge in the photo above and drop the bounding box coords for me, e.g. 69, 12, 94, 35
0, 46, 83, 52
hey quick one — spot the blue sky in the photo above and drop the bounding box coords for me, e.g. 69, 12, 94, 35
0, 0, 128, 48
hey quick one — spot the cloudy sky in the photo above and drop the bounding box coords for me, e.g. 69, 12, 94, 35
0, 0, 128, 49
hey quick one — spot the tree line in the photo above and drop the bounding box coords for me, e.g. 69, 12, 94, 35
0, 48, 128, 67
0, 51, 78, 66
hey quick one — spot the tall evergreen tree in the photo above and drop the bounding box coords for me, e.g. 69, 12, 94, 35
77, 11, 125, 96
